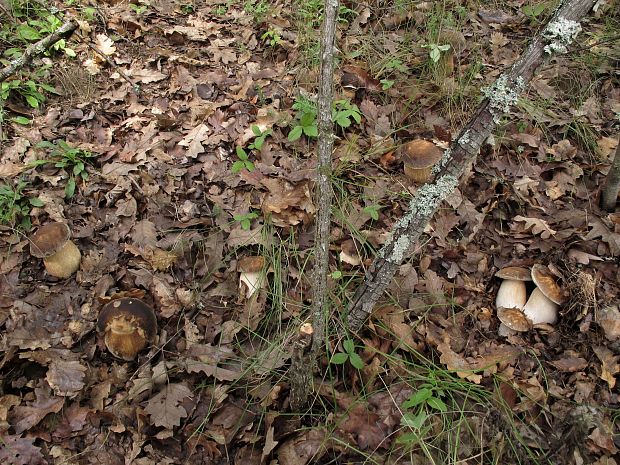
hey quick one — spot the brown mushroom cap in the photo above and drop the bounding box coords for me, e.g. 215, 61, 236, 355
97, 298, 157, 361
495, 266, 532, 281
531, 264, 565, 305
238, 256, 265, 273
497, 307, 532, 332
30, 222, 71, 258
402, 140, 443, 169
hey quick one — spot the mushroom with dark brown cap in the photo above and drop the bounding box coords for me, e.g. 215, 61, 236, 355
29, 222, 81, 278
97, 298, 157, 361
401, 139, 443, 183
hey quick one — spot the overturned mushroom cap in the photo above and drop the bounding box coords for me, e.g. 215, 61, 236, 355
97, 298, 157, 361
497, 307, 532, 332
495, 266, 532, 281
531, 264, 565, 305
29, 222, 81, 278
523, 287, 559, 325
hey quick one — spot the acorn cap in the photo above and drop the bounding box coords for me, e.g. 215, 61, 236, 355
531, 264, 565, 305
97, 298, 157, 361
497, 307, 532, 332
30, 222, 71, 258
495, 266, 532, 281
402, 140, 443, 169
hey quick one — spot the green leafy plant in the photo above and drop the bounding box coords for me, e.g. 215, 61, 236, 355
288, 96, 318, 141
397, 380, 449, 445
523, 3, 546, 23
0, 180, 43, 229
244, 0, 269, 22
261, 29, 282, 47
129, 2, 149, 14
330, 338, 364, 369
232, 146, 256, 173
248, 125, 271, 151
422, 42, 451, 64
36, 140, 97, 198
1, 77, 56, 109
330, 269, 342, 279
380, 79, 394, 90
233, 211, 259, 230
180, 2, 195, 14
363, 204, 382, 221
332, 99, 361, 129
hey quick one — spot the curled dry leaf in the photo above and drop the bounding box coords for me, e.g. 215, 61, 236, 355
144, 383, 193, 429
46, 360, 87, 397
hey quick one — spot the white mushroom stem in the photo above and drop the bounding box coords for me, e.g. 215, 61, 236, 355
523, 287, 559, 324
496, 279, 527, 310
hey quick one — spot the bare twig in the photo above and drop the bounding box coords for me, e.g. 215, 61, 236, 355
0, 21, 78, 83
347, 0, 598, 331
601, 137, 620, 212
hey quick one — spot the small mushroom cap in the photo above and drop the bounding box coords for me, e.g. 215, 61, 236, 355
495, 266, 532, 281
238, 256, 265, 273
402, 140, 443, 168
497, 307, 532, 332
531, 264, 565, 305
30, 222, 71, 258
97, 298, 157, 360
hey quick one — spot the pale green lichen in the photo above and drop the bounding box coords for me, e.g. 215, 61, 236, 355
459, 130, 471, 145
543, 17, 581, 54
431, 148, 451, 176
481, 75, 525, 123
383, 174, 459, 263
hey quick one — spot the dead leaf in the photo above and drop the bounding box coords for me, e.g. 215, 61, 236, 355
10, 387, 64, 434
46, 360, 87, 397
594, 346, 619, 389
0, 434, 46, 465
597, 306, 620, 341
551, 355, 588, 373
512, 216, 556, 239
144, 383, 193, 429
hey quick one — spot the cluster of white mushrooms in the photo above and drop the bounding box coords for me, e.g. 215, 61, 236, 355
495, 264, 565, 334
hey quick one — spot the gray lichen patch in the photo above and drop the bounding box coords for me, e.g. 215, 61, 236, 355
431, 148, 451, 176
543, 17, 582, 54
481, 75, 525, 123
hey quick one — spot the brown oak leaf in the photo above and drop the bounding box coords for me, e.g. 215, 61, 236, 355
144, 383, 193, 429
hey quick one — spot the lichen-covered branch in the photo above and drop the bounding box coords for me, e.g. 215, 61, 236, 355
601, 137, 620, 212
347, 0, 597, 331
0, 21, 77, 83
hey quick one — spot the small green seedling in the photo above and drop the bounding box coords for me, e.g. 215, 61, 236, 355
261, 29, 282, 47
233, 211, 259, 230
232, 146, 255, 173
380, 79, 394, 90
0, 180, 43, 229
288, 110, 318, 141
248, 125, 271, 151
422, 43, 451, 64
523, 4, 546, 23
331, 338, 364, 369
1, 78, 56, 109
363, 204, 382, 221
330, 269, 342, 279
36, 140, 97, 198
397, 381, 449, 445
129, 2, 149, 14
332, 99, 361, 129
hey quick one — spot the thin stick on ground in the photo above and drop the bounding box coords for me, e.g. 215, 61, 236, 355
0, 21, 78, 83
347, 0, 598, 331
601, 137, 620, 212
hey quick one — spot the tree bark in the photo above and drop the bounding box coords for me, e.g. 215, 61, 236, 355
311, 0, 340, 352
0, 21, 78, 83
601, 138, 620, 212
347, 0, 598, 331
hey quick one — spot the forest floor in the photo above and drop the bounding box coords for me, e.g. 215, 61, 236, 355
0, 0, 619, 464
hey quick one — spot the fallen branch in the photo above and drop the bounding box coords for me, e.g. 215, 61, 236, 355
0, 21, 78, 83
347, 0, 597, 331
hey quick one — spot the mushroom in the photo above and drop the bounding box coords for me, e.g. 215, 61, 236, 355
401, 139, 443, 183
522, 264, 565, 325
495, 267, 531, 311
97, 298, 157, 361
497, 307, 532, 332
29, 222, 81, 278
522, 288, 558, 325
238, 256, 266, 298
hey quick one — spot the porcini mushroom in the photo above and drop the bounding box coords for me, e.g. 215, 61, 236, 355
495, 267, 531, 311
97, 298, 157, 361
531, 264, 565, 305
238, 256, 266, 298
401, 139, 443, 183
497, 307, 532, 332
523, 288, 559, 325
29, 222, 81, 278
